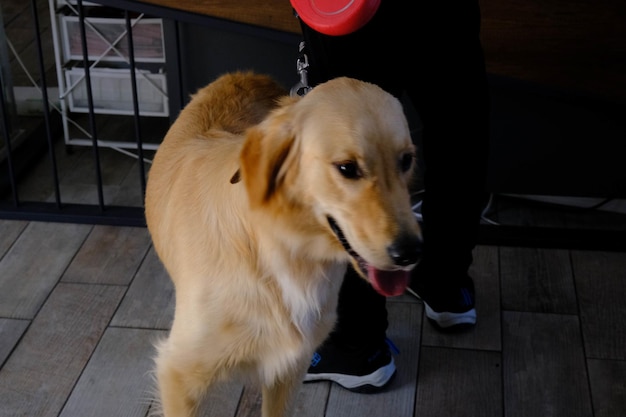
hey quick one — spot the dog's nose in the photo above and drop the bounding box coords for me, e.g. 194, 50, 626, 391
387, 233, 422, 267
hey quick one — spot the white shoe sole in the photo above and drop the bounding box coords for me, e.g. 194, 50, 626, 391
304, 357, 396, 390
424, 303, 477, 328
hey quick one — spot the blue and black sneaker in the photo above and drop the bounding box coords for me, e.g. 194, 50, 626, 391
304, 338, 397, 393
407, 274, 477, 330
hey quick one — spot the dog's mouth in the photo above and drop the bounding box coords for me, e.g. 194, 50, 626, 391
327, 216, 410, 297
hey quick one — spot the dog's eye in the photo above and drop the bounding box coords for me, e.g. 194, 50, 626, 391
335, 161, 362, 179
400, 152, 414, 173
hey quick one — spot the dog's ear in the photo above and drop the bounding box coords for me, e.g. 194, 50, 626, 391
240, 109, 297, 208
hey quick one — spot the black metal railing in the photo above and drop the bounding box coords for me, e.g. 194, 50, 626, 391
0, 0, 150, 226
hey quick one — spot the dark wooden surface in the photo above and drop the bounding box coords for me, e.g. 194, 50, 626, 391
480, 0, 626, 101
133, 0, 625, 101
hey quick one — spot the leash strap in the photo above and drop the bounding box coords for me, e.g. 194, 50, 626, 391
290, 41, 312, 97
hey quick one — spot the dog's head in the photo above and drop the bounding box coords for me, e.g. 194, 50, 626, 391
239, 77, 422, 296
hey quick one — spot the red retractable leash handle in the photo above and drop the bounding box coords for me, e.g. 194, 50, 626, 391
290, 0, 381, 36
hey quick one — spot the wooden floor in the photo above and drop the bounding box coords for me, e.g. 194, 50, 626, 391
1, 186, 626, 417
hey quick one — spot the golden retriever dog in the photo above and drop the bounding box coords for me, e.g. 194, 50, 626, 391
144, 71, 422, 417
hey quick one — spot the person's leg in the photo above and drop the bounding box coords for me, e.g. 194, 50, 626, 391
404, 0, 490, 328
298, 0, 490, 391
303, 266, 395, 392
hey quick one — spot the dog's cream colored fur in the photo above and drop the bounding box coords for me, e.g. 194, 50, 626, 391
145, 71, 421, 417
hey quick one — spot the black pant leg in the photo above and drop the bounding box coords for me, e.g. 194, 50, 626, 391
404, 1, 491, 280
297, 0, 490, 345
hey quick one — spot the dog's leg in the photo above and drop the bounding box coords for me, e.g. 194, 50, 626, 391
155, 339, 212, 417
261, 371, 303, 417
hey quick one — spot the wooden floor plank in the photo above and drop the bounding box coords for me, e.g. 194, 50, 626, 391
421, 245, 502, 351
571, 250, 626, 360
414, 347, 503, 417
59, 327, 166, 417
62, 225, 151, 285
0, 283, 125, 417
0, 220, 26, 258
60, 147, 138, 193
110, 247, 175, 330
500, 247, 577, 313
26, 146, 140, 206
295, 382, 331, 417
111, 159, 152, 207
502, 311, 593, 417
4, 140, 86, 203
587, 358, 626, 417
0, 221, 91, 319
494, 196, 569, 228
0, 318, 29, 366
7, 159, 55, 204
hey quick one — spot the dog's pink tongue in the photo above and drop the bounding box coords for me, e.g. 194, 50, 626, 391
367, 265, 410, 297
